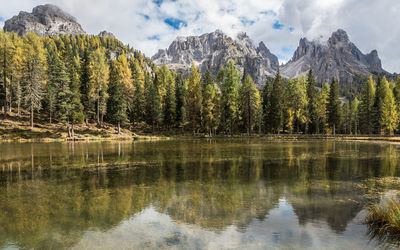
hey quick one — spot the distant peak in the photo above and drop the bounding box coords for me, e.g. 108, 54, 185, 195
329, 29, 350, 44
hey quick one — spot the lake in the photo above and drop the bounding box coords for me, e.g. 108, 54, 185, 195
0, 139, 399, 249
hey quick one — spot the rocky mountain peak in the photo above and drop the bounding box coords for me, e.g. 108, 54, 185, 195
152, 30, 278, 85
281, 29, 386, 83
98, 30, 116, 38
328, 29, 350, 46
4, 4, 85, 36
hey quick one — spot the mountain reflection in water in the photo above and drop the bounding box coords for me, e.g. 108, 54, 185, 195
0, 139, 399, 249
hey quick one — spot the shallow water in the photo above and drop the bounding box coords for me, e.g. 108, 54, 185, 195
0, 139, 399, 249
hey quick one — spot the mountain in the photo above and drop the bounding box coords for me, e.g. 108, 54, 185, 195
98, 30, 116, 38
3, 4, 85, 36
281, 29, 386, 83
151, 30, 279, 85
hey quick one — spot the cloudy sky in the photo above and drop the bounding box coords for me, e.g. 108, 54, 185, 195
0, 0, 399, 72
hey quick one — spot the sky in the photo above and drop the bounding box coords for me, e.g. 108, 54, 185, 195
0, 0, 399, 73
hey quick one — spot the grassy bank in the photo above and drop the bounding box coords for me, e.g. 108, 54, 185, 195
2, 111, 400, 142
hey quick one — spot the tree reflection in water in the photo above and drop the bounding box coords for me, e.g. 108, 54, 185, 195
0, 140, 399, 249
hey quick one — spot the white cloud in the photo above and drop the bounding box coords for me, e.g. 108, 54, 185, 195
0, 0, 399, 72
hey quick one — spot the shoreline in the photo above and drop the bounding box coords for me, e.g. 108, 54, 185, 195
2, 132, 400, 143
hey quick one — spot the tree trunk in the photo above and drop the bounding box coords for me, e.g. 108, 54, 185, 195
71, 122, 75, 138
97, 99, 100, 126
333, 124, 336, 136
3, 46, 7, 120
118, 122, 121, 134
30, 105, 34, 128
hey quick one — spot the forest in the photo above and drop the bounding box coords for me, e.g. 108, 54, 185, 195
0, 31, 399, 136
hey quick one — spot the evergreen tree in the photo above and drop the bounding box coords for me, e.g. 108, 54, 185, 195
202, 70, 219, 136
359, 76, 376, 134
379, 76, 397, 134
64, 44, 84, 136
261, 78, 272, 133
21, 33, 45, 128
239, 74, 261, 135
316, 83, 330, 134
351, 97, 360, 135
131, 60, 145, 124
372, 75, 383, 134
45, 44, 59, 124
306, 69, 318, 133
327, 78, 341, 135
220, 61, 240, 135
186, 63, 202, 134
268, 69, 284, 134
107, 60, 128, 133
175, 75, 186, 130
88, 48, 109, 126
80, 48, 92, 124
0, 31, 16, 118
145, 74, 161, 132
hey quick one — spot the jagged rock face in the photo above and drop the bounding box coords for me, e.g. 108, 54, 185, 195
152, 30, 279, 85
281, 29, 385, 83
4, 4, 85, 36
98, 30, 115, 38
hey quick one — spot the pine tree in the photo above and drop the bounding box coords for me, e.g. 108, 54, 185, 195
107, 59, 129, 134
80, 48, 92, 124
351, 97, 360, 135
202, 70, 219, 136
21, 33, 45, 128
186, 63, 202, 134
306, 69, 318, 133
145, 74, 161, 132
45, 44, 59, 124
316, 83, 330, 134
261, 78, 272, 133
131, 60, 145, 124
175, 75, 186, 130
63, 44, 84, 136
268, 69, 284, 134
379, 76, 397, 134
88, 48, 109, 126
327, 78, 341, 135
239, 74, 261, 135
0, 31, 16, 118
220, 61, 240, 135
359, 76, 376, 134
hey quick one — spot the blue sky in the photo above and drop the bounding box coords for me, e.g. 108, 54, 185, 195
0, 0, 399, 72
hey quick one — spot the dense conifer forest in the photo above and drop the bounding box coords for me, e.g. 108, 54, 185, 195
0, 31, 399, 136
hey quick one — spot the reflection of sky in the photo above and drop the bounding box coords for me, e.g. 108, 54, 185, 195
73, 199, 377, 250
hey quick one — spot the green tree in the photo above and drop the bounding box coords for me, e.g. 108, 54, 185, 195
0, 31, 16, 118
186, 63, 202, 134
107, 59, 129, 134
220, 61, 240, 135
359, 76, 376, 134
131, 60, 145, 124
261, 78, 272, 133
379, 77, 397, 134
175, 75, 186, 131
145, 74, 161, 132
306, 69, 318, 133
327, 78, 341, 135
88, 48, 109, 126
239, 74, 261, 135
268, 69, 284, 134
21, 33, 46, 128
202, 70, 219, 136
316, 83, 330, 134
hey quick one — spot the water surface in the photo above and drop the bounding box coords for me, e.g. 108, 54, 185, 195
1, 139, 399, 249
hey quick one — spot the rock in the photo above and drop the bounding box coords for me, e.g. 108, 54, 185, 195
4, 4, 85, 36
98, 30, 115, 38
281, 29, 387, 83
151, 30, 279, 86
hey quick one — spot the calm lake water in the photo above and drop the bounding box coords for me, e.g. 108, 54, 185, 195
1, 139, 400, 249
